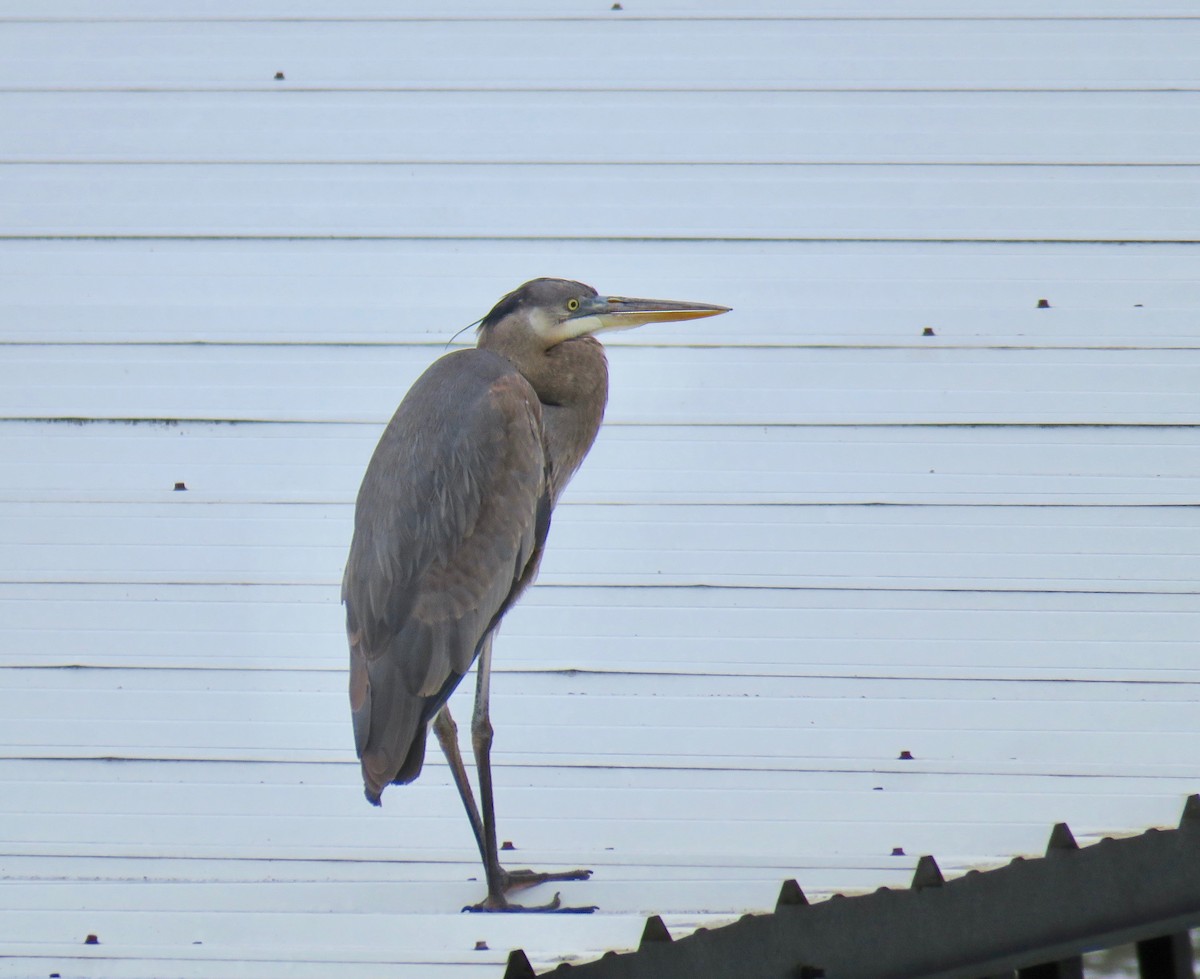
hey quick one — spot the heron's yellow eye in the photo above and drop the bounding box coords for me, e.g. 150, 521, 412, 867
567, 299, 580, 311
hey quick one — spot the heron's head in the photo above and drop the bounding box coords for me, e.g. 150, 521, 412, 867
477, 277, 729, 350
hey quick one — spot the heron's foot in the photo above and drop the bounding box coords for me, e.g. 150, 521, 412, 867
462, 890, 596, 913
502, 866, 592, 893
462, 868, 597, 913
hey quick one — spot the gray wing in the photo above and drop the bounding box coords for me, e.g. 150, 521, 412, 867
342, 348, 551, 803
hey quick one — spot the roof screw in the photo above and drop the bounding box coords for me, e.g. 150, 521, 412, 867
274, 71, 285, 80
922, 327, 935, 336
1037, 298, 1051, 308
898, 750, 914, 760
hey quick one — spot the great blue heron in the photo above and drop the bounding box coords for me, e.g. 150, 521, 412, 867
342, 278, 730, 911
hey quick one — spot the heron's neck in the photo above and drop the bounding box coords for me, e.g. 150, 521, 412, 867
535, 338, 609, 500
480, 331, 609, 500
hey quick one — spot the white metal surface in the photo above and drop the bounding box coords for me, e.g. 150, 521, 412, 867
6, 92, 1199, 165
3, 240, 1196, 347
5, 163, 1198, 240
0, 2, 1197, 977
2, 17, 1198, 90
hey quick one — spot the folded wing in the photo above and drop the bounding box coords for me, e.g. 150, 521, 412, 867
342, 348, 551, 802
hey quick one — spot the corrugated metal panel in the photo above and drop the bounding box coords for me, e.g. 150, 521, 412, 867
0, 1, 1196, 977
5, 345, 1200, 424
2, 18, 1197, 90
7, 421, 1200, 505
3, 583, 1199, 681
3, 241, 1195, 347
5, 163, 1196, 240
5, 0, 1200, 17
6, 92, 1198, 165
6, 499, 1200, 592
5, 1, 1200, 18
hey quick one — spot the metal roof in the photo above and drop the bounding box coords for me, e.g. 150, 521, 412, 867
507, 805, 1200, 978
1, 2, 1197, 976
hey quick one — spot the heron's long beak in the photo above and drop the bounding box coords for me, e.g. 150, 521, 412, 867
557, 294, 731, 342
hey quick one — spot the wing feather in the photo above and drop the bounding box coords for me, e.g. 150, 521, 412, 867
342, 348, 550, 802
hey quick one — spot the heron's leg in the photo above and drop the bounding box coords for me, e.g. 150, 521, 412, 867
469, 633, 506, 901
432, 705, 486, 865
463, 634, 595, 914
